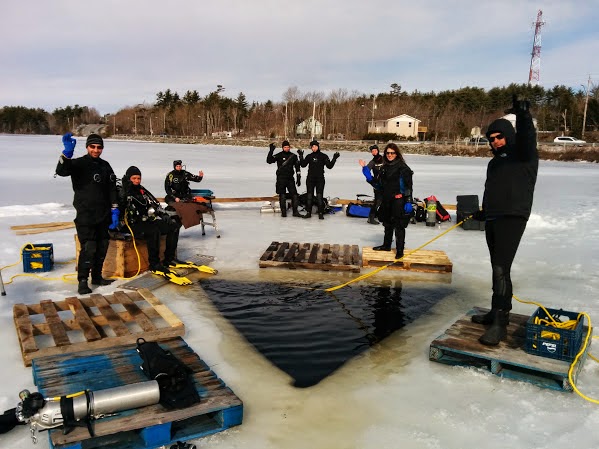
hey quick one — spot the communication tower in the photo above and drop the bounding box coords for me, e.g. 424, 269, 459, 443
528, 10, 545, 85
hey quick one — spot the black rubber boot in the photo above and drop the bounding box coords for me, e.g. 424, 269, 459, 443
318, 213, 324, 220
395, 249, 404, 259
479, 309, 510, 346
91, 277, 115, 286
373, 226, 393, 251
279, 195, 287, 217
367, 216, 379, 225
291, 195, 301, 217
303, 199, 312, 218
78, 280, 92, 295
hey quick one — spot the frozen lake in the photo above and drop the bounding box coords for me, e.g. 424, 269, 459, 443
0, 134, 598, 449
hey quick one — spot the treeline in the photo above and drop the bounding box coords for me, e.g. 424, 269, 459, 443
0, 105, 100, 135
2, 83, 598, 141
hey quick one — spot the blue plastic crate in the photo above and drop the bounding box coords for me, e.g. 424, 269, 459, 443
22, 243, 54, 273
525, 307, 584, 362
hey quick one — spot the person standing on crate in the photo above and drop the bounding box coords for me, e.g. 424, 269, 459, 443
360, 143, 413, 259
471, 96, 539, 346
364, 144, 384, 225
266, 140, 301, 217
55, 133, 119, 295
164, 160, 204, 203
121, 166, 183, 272
298, 140, 339, 219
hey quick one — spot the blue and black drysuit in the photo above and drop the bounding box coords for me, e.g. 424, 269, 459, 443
362, 157, 413, 257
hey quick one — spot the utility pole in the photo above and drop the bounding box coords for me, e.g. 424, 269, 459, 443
582, 75, 591, 140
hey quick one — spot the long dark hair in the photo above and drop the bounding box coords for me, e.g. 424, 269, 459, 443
384, 143, 407, 165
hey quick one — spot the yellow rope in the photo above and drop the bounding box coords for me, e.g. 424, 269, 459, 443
324, 217, 470, 292
513, 294, 597, 404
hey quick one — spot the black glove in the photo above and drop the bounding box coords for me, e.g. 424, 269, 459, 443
505, 94, 530, 115
269, 143, 276, 152
297, 149, 304, 160
333, 152, 340, 160
472, 209, 486, 221
296, 173, 301, 187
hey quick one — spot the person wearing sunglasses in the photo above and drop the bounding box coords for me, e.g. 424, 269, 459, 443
471, 97, 539, 346
360, 143, 413, 259
56, 133, 119, 294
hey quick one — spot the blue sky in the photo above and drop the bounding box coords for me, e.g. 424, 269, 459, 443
1, 0, 598, 115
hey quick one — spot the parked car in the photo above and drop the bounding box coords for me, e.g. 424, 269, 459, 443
554, 136, 586, 144
469, 137, 489, 144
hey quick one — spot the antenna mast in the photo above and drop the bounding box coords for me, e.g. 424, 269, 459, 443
528, 10, 545, 86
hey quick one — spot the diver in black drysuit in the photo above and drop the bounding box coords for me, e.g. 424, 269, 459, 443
55, 134, 119, 294
298, 140, 339, 219
471, 98, 539, 346
266, 140, 301, 217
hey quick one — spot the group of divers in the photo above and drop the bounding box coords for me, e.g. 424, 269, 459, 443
56, 96, 537, 348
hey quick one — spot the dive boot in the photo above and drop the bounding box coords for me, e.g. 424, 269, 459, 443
91, 277, 115, 286
78, 280, 92, 295
303, 212, 312, 219
478, 309, 510, 346
373, 245, 391, 251
367, 216, 379, 225
318, 213, 324, 220
472, 309, 511, 325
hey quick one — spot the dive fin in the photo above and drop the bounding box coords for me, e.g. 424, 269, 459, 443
150, 268, 193, 285
169, 261, 218, 275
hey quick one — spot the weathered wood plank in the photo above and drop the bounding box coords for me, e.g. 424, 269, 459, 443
40, 300, 71, 347
282, 242, 299, 262
65, 296, 102, 341
259, 241, 279, 261
273, 242, 289, 261
111, 291, 157, 332
91, 294, 131, 337
137, 288, 184, 330
307, 243, 320, 264
13, 304, 38, 356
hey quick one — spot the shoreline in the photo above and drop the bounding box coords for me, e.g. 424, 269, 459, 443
111, 134, 599, 163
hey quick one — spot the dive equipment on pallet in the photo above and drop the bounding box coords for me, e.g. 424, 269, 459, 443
136, 338, 201, 409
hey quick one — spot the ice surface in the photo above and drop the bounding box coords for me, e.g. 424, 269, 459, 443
0, 135, 598, 448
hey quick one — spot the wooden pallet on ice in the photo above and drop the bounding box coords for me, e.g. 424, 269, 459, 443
362, 247, 452, 273
32, 337, 243, 449
429, 307, 590, 392
259, 241, 361, 272
13, 288, 184, 366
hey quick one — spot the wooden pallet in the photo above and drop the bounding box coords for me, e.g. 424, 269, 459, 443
32, 337, 243, 449
13, 288, 184, 366
119, 255, 215, 291
429, 308, 590, 392
362, 247, 452, 273
259, 241, 361, 272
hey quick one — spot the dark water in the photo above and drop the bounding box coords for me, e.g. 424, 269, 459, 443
201, 279, 453, 388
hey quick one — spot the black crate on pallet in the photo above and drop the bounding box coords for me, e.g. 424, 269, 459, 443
525, 307, 584, 362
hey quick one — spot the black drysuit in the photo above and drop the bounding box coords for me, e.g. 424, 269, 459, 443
164, 169, 203, 203
482, 111, 538, 311
55, 153, 118, 281
376, 158, 413, 256
266, 148, 300, 214
120, 180, 181, 269
299, 150, 337, 215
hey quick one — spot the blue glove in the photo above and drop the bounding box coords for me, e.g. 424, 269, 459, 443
62, 133, 76, 158
404, 203, 413, 214
109, 208, 120, 230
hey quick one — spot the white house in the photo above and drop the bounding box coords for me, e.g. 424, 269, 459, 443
368, 114, 421, 139
296, 117, 323, 138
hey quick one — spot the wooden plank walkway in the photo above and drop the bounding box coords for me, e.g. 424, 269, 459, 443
259, 241, 361, 272
13, 288, 184, 366
32, 337, 243, 449
429, 307, 590, 392
120, 255, 215, 291
362, 247, 452, 273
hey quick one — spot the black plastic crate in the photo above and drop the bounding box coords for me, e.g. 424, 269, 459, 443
525, 307, 584, 362
22, 243, 54, 273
